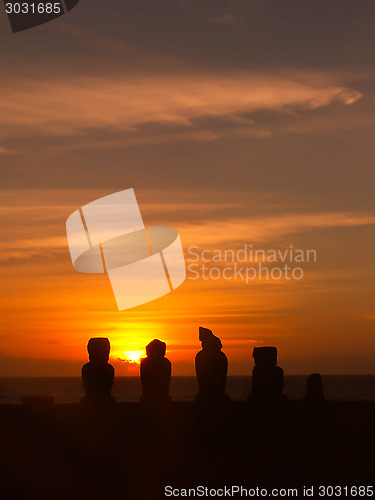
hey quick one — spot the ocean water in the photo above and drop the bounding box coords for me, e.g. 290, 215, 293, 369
0, 376, 374, 404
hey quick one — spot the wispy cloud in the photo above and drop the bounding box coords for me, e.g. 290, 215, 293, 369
211, 14, 239, 24
1, 203, 374, 263
178, 212, 375, 246
0, 71, 361, 137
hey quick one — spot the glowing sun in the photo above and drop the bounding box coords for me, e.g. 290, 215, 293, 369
123, 351, 144, 364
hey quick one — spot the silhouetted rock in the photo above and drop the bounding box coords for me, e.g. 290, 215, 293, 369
306, 373, 325, 403
81, 337, 115, 404
140, 339, 171, 404
195, 327, 228, 403
250, 347, 284, 403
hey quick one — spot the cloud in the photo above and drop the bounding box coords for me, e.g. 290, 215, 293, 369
0, 71, 361, 137
178, 211, 375, 246
54, 129, 220, 152
276, 108, 375, 136
115, 357, 142, 370
211, 14, 239, 24
1, 199, 374, 264
47, 124, 274, 153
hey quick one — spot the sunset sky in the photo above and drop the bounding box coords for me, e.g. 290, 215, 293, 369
0, 0, 374, 376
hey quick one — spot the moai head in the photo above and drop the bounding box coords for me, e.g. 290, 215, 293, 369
199, 327, 222, 351
252, 347, 278, 367
306, 373, 324, 402
146, 339, 166, 359
87, 337, 110, 364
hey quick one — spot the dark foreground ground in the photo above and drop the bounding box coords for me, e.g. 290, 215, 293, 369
0, 401, 374, 500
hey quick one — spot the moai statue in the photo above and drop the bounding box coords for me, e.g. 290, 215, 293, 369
140, 339, 171, 404
81, 337, 115, 403
305, 373, 325, 404
250, 347, 284, 403
195, 327, 228, 402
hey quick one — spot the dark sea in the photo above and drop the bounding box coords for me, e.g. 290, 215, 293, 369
0, 376, 374, 404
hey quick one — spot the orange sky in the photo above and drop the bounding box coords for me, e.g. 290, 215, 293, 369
0, 1, 374, 376
1, 187, 374, 376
